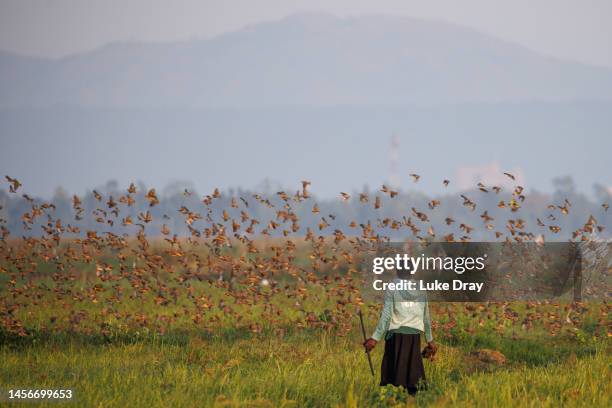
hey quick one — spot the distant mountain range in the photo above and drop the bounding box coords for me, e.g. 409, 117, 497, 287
1, 13, 612, 108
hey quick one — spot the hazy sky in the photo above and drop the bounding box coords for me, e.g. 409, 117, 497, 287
1, 1, 611, 199
1, 0, 611, 67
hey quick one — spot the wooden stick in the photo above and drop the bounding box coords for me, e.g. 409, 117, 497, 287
358, 310, 375, 377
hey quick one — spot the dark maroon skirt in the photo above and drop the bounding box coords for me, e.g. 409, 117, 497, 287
380, 333, 426, 395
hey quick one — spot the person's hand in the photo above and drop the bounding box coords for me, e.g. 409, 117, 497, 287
363, 338, 377, 352
422, 341, 437, 360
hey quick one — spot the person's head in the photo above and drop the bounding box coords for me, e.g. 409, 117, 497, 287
396, 268, 412, 280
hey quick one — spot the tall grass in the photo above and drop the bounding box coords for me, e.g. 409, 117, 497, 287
0, 321, 609, 407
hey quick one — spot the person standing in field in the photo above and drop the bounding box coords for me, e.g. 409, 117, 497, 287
363, 267, 436, 395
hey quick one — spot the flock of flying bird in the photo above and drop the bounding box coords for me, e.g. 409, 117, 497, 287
0, 174, 609, 339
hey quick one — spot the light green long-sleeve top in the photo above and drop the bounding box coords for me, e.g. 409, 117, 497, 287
371, 279, 433, 342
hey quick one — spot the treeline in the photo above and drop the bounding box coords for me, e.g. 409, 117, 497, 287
0, 177, 609, 242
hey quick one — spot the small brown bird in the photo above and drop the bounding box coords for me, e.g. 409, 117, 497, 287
5, 175, 22, 193
374, 196, 381, 209
301, 180, 311, 198
146, 189, 159, 206
428, 200, 440, 210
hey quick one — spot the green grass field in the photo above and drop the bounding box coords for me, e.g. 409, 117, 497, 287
0, 328, 610, 407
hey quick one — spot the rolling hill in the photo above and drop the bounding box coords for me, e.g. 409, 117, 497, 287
1, 13, 612, 108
